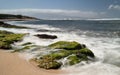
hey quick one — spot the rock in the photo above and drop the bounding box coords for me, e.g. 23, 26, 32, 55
0, 21, 28, 29
0, 21, 4, 24
34, 34, 57, 39
37, 56, 62, 69
41, 50, 71, 60
32, 41, 95, 69
13, 46, 30, 52
0, 30, 25, 49
79, 48, 95, 58
67, 55, 81, 65
0, 41, 12, 49
49, 41, 83, 50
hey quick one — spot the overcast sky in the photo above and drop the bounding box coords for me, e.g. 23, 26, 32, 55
0, 0, 120, 19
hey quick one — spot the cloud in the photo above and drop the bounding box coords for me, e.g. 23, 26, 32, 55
108, 4, 120, 10
0, 9, 104, 19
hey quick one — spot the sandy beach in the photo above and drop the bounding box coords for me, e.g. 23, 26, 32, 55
0, 50, 65, 75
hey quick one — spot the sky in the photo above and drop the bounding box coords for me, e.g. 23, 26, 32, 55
0, 0, 120, 19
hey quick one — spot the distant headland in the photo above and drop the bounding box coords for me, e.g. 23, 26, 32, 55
0, 14, 39, 21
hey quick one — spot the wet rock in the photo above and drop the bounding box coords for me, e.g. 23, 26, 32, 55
32, 41, 95, 69
0, 21, 28, 29
37, 56, 62, 69
0, 30, 25, 49
79, 48, 95, 58
0, 21, 4, 24
67, 55, 82, 65
34, 34, 57, 39
48, 41, 83, 50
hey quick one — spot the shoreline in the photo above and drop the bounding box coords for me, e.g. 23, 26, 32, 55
0, 49, 66, 75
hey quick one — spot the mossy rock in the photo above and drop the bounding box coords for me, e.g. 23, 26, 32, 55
32, 41, 95, 69
0, 30, 25, 49
3, 34, 25, 43
0, 41, 12, 49
41, 50, 71, 60
37, 57, 62, 69
49, 41, 84, 50
69, 48, 95, 58
79, 48, 95, 58
67, 55, 81, 65
13, 45, 37, 52
13, 46, 31, 52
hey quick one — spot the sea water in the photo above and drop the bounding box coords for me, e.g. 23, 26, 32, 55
3, 20, 120, 75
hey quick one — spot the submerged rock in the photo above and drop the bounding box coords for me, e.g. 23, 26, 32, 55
33, 41, 95, 69
34, 34, 57, 39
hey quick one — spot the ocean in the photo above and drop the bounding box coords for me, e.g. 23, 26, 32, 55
3, 20, 120, 75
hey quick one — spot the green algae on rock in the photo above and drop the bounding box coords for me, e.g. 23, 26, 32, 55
67, 55, 82, 65
33, 41, 95, 69
37, 55, 62, 69
0, 30, 25, 49
48, 41, 85, 50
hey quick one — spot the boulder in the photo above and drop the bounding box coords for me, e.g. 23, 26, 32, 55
34, 34, 57, 39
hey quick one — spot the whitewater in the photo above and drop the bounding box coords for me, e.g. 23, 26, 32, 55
1, 20, 120, 75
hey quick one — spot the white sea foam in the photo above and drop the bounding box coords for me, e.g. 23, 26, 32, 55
63, 62, 120, 75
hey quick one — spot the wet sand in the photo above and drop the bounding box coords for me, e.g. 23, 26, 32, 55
0, 50, 65, 75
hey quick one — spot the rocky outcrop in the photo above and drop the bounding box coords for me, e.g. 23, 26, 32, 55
34, 34, 57, 39
0, 30, 25, 49
0, 21, 28, 29
33, 41, 95, 69
49, 41, 86, 50
0, 14, 38, 20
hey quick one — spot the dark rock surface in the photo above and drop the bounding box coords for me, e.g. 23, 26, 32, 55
0, 21, 28, 29
34, 34, 57, 39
